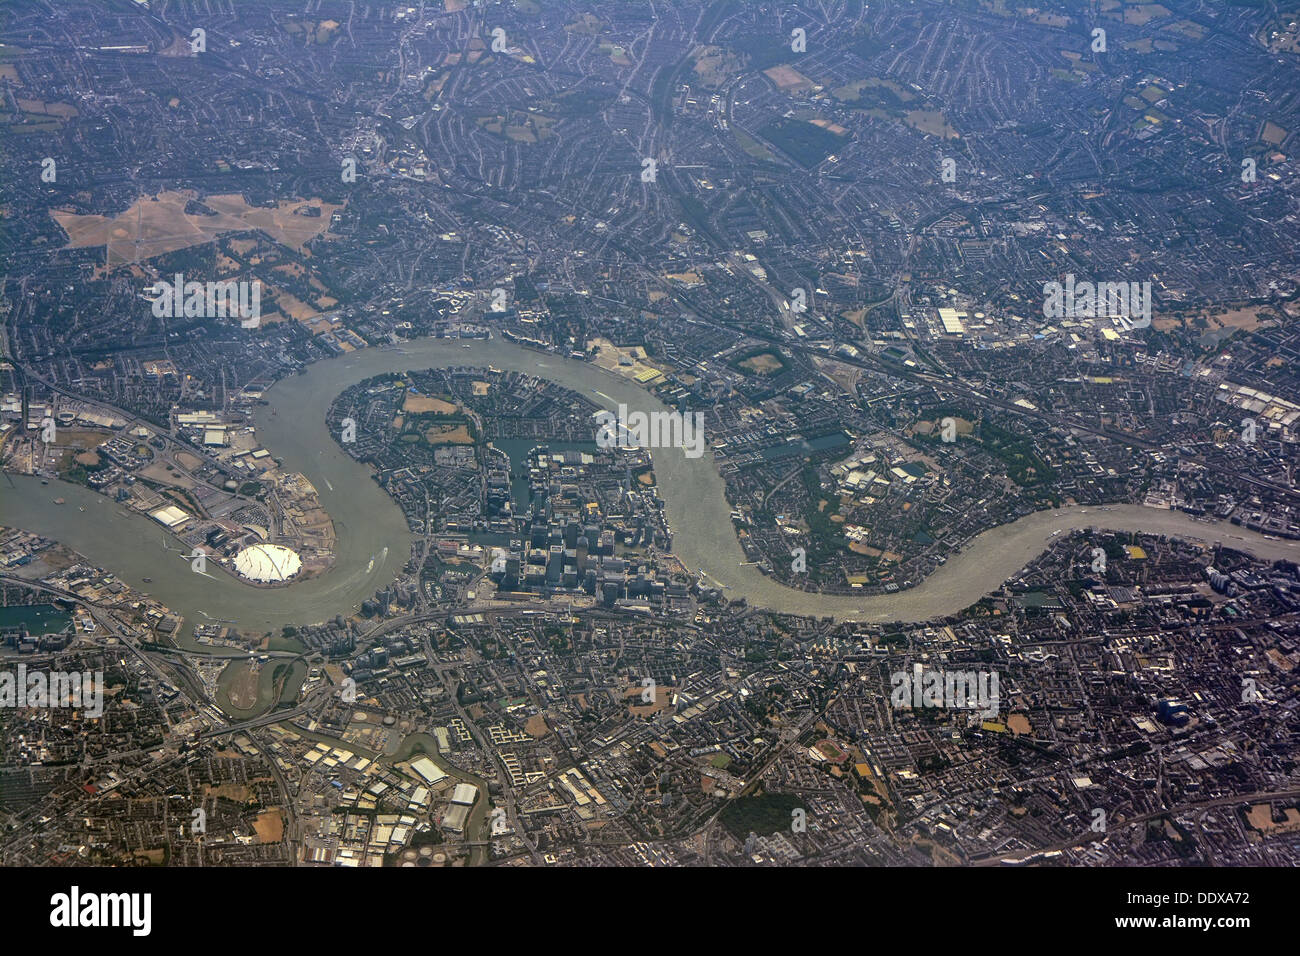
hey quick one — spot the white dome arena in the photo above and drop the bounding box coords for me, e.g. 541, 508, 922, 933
232, 543, 302, 583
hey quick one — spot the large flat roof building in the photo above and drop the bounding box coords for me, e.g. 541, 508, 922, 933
150, 505, 192, 528
450, 783, 478, 805
410, 756, 447, 785
442, 803, 469, 834
938, 308, 967, 335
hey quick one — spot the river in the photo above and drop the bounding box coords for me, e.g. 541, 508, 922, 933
3, 336, 1298, 630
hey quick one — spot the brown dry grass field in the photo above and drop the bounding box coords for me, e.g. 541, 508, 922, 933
905, 109, 959, 138
1006, 714, 1032, 736
1154, 305, 1269, 334
52, 190, 343, 266
424, 424, 473, 445
525, 714, 550, 738
626, 683, 676, 718
203, 783, 253, 803
253, 808, 285, 843
739, 352, 783, 374
1246, 804, 1300, 834
1120, 3, 1171, 25
224, 662, 261, 711
269, 288, 319, 322
810, 117, 849, 136
16, 99, 78, 117
1262, 121, 1288, 146
763, 64, 814, 91
403, 394, 460, 415
52, 427, 111, 451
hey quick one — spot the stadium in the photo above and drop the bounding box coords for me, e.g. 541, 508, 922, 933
231, 543, 302, 583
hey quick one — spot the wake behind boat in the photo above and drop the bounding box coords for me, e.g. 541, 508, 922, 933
365, 546, 388, 574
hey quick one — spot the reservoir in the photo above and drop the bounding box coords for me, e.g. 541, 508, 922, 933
3, 336, 1298, 631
